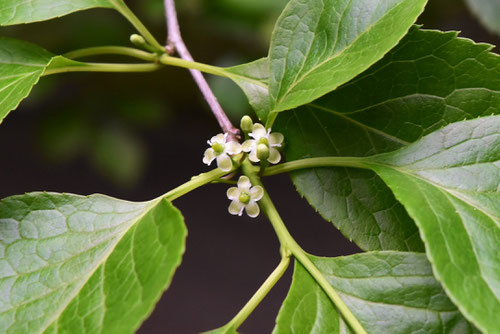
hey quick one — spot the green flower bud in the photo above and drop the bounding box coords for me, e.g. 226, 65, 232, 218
256, 143, 270, 161
240, 116, 253, 133
130, 34, 147, 47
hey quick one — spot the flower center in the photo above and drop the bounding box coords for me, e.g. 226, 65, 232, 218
238, 192, 251, 204
258, 137, 269, 146
212, 142, 225, 155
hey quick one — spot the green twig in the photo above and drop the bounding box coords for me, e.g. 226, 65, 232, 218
42, 62, 162, 76
263, 157, 369, 176
163, 168, 230, 201
110, 0, 164, 53
219, 256, 290, 332
241, 159, 368, 334
64, 46, 157, 62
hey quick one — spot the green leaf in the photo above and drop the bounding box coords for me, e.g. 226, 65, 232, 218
0, 37, 54, 124
464, 0, 500, 36
274, 27, 500, 251
0, 192, 186, 333
0, 38, 93, 124
363, 116, 500, 333
268, 0, 428, 118
0, 0, 116, 26
274, 252, 476, 334
226, 58, 270, 121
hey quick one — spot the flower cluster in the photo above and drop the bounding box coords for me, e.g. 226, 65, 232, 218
202, 118, 284, 218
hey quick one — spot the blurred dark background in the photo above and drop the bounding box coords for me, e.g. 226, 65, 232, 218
0, 0, 498, 333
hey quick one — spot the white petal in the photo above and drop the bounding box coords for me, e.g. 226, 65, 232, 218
237, 175, 252, 191
227, 187, 240, 200
249, 186, 264, 201
226, 141, 242, 155
245, 201, 260, 218
216, 154, 233, 172
229, 200, 244, 216
267, 147, 281, 164
248, 149, 259, 162
250, 123, 267, 139
269, 132, 284, 147
213, 133, 226, 144
241, 140, 255, 152
203, 148, 216, 165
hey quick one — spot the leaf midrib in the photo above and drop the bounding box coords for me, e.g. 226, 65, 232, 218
308, 103, 410, 146
274, 0, 415, 108
367, 161, 500, 225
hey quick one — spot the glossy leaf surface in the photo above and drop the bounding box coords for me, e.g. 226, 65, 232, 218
0, 192, 186, 334
0, 38, 54, 124
275, 27, 500, 251
365, 116, 500, 333
274, 252, 475, 333
0, 0, 115, 26
268, 0, 427, 117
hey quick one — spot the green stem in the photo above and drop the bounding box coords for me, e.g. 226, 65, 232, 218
42, 62, 162, 76
110, 0, 164, 52
263, 157, 369, 176
221, 256, 290, 332
159, 55, 267, 88
64, 46, 157, 62
163, 168, 230, 201
241, 160, 367, 334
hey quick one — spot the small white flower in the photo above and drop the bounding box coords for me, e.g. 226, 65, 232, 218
227, 176, 264, 218
203, 133, 242, 172
242, 123, 284, 164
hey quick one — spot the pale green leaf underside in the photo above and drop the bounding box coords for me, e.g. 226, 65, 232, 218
268, 0, 427, 116
364, 116, 500, 333
464, 0, 500, 36
275, 27, 499, 252
274, 252, 475, 333
0, 192, 186, 334
0, 37, 54, 124
0, 0, 115, 26
226, 58, 270, 121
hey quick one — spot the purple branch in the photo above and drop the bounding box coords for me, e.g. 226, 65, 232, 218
163, 0, 240, 139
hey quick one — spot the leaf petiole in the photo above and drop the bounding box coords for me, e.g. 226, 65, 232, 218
217, 255, 290, 333
163, 168, 232, 202
64, 46, 158, 62
263, 156, 370, 176
159, 55, 267, 88
42, 62, 162, 76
